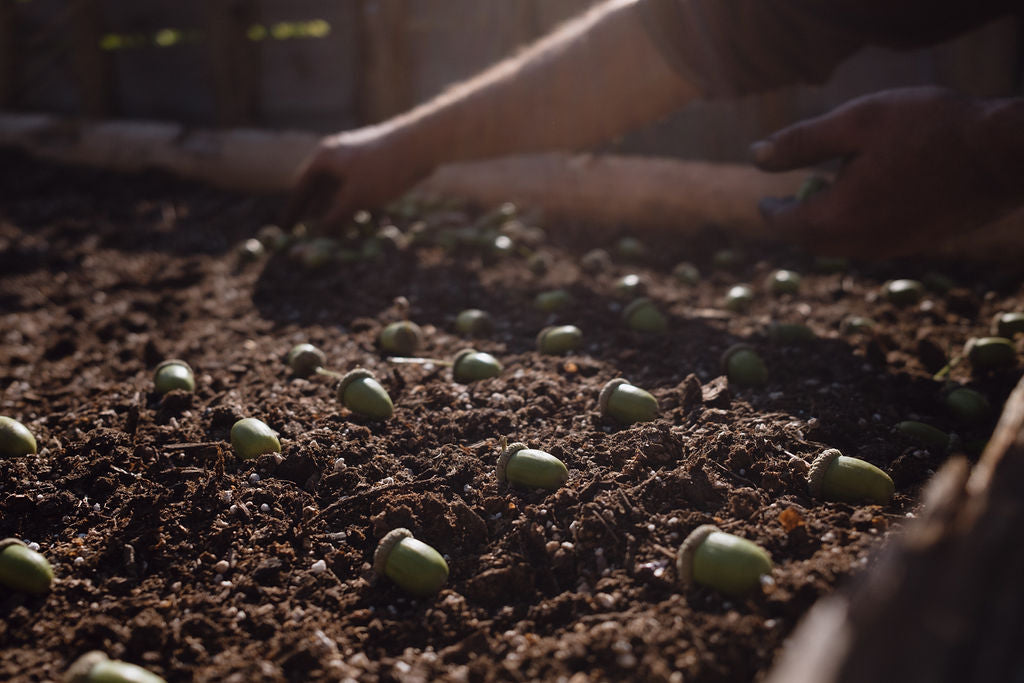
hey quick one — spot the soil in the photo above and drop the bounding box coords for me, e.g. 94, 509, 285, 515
1, 148, 1022, 682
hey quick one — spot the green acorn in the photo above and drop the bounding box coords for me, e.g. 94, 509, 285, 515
843, 316, 876, 334
615, 236, 647, 262
452, 349, 502, 383
676, 525, 772, 596
455, 309, 494, 336
65, 651, 165, 683
0, 416, 37, 457
672, 262, 700, 285
537, 325, 583, 355
613, 274, 646, 299
0, 538, 53, 594
922, 272, 956, 294
238, 238, 266, 261
379, 321, 423, 356
712, 249, 743, 270
992, 312, 1024, 338
336, 369, 394, 420
373, 528, 449, 598
895, 420, 949, 452
153, 359, 195, 394
256, 224, 289, 251
721, 344, 768, 386
807, 449, 894, 505
766, 322, 814, 344
623, 297, 667, 334
286, 343, 326, 377
723, 284, 754, 312
768, 269, 801, 295
497, 442, 568, 490
535, 289, 573, 313
796, 174, 830, 201
580, 248, 612, 274
944, 387, 990, 425
966, 336, 1016, 371
882, 279, 925, 307
230, 418, 281, 460
599, 378, 659, 424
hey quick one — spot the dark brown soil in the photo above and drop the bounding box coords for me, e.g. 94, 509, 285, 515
1, 149, 1021, 682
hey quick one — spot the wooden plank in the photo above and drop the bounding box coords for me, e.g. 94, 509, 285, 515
98, 0, 202, 32
68, 0, 112, 117
10, 0, 78, 114
0, 0, 14, 108
355, 0, 412, 123
202, 0, 260, 126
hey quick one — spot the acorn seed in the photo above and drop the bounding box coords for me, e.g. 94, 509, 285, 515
373, 528, 449, 597
537, 325, 583, 355
895, 420, 949, 452
0, 416, 37, 457
676, 525, 772, 595
153, 359, 195, 394
455, 309, 494, 336
766, 322, 814, 344
807, 449, 894, 505
599, 378, 659, 424
452, 349, 502, 383
843, 316, 876, 334
65, 651, 165, 683
672, 262, 700, 285
336, 368, 394, 420
712, 249, 743, 270
721, 344, 768, 386
944, 387, 990, 424
966, 336, 1016, 370
286, 343, 326, 377
768, 269, 801, 295
534, 289, 573, 313
497, 442, 568, 490
992, 312, 1024, 338
622, 298, 667, 334
379, 321, 423, 356
615, 236, 647, 262
613, 274, 646, 299
723, 284, 754, 312
882, 279, 925, 307
230, 418, 281, 460
0, 538, 53, 594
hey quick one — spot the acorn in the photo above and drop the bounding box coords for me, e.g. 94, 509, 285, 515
379, 321, 423, 355
534, 289, 573, 313
768, 269, 801, 295
672, 261, 700, 285
622, 297, 667, 334
0, 538, 53, 594
807, 449, 894, 505
256, 224, 289, 251
455, 309, 494, 336
452, 349, 502, 382
721, 344, 767, 386
497, 442, 568, 490
65, 651, 165, 683
286, 343, 326, 377
615, 236, 647, 262
895, 420, 949, 452
813, 255, 848, 273
992, 312, 1024, 338
153, 359, 195, 394
675, 525, 772, 596
537, 325, 583, 355
712, 249, 743, 270
613, 274, 646, 299
230, 418, 281, 460
238, 238, 265, 261
843, 316, 876, 334
373, 528, 449, 597
723, 284, 754, 312
599, 378, 659, 424
944, 387, 990, 425
336, 369, 393, 420
0, 416, 37, 457
882, 279, 925, 307
580, 248, 612, 274
922, 272, 956, 294
766, 322, 814, 344
966, 336, 1016, 370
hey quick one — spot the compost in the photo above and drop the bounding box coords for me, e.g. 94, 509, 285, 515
1, 149, 1021, 682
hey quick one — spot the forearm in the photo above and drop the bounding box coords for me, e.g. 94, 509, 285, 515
976, 97, 1024, 203
379, 0, 699, 172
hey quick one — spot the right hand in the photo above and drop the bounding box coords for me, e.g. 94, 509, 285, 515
285, 125, 432, 231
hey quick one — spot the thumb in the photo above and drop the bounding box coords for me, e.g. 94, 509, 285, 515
751, 105, 864, 172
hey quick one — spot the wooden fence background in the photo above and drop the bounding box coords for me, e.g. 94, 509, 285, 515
0, 0, 1020, 162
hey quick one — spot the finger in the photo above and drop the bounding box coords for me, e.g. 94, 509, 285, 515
284, 165, 340, 228
319, 189, 356, 233
750, 107, 864, 172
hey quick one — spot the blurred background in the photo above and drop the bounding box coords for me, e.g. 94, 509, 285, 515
1, 0, 1020, 162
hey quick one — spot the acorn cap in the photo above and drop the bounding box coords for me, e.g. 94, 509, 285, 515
373, 528, 413, 576
452, 348, 478, 368
64, 651, 110, 683
598, 378, 630, 417
0, 538, 26, 552
675, 524, 719, 588
155, 359, 192, 374
496, 442, 528, 486
337, 368, 378, 398
807, 448, 842, 498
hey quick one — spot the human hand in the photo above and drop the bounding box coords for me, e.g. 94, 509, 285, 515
752, 87, 1020, 258
285, 125, 433, 231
